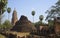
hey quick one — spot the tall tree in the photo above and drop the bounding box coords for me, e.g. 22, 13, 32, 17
0, 0, 8, 24
31, 10, 35, 23
45, 0, 60, 20
39, 15, 44, 24
7, 7, 11, 19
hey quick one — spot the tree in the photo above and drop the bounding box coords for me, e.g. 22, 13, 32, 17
3, 20, 12, 31
45, 0, 60, 33
45, 0, 60, 20
48, 20, 54, 26
31, 10, 35, 23
48, 19, 55, 34
7, 7, 11, 19
0, 0, 8, 24
39, 15, 44, 24
0, 20, 12, 31
35, 21, 40, 27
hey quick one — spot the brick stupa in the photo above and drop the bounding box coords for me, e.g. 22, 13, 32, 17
11, 9, 18, 25
11, 15, 36, 32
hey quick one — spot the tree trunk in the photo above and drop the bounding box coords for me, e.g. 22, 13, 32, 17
33, 16, 34, 23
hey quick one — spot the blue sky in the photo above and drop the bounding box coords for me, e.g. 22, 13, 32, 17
3, 0, 57, 23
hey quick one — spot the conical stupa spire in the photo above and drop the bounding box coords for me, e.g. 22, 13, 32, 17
11, 8, 18, 25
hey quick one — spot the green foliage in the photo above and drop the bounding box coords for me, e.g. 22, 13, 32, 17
56, 0, 60, 6
31, 10, 35, 23
39, 15, 44, 24
39, 15, 44, 21
34, 21, 43, 28
0, 0, 7, 9
45, 0, 60, 20
32, 10, 35, 16
7, 7, 11, 13
3, 20, 12, 30
35, 21, 40, 26
48, 20, 54, 33
7, 7, 11, 19
0, 20, 12, 31
0, 0, 7, 13
0, 7, 6, 15
48, 20, 54, 27
0, 0, 8, 24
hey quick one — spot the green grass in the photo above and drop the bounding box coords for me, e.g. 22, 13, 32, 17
0, 34, 6, 38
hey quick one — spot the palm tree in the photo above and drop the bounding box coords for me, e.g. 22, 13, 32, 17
7, 7, 11, 19
31, 10, 35, 23
39, 15, 44, 24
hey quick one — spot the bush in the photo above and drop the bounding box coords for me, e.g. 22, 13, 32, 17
0, 20, 13, 31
